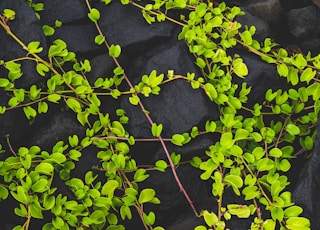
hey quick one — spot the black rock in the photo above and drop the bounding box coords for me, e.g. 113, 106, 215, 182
39, 0, 87, 25
246, 0, 284, 25
98, 1, 175, 54
287, 5, 320, 40
51, 24, 100, 55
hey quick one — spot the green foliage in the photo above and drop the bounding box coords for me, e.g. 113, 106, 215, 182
0, 0, 318, 229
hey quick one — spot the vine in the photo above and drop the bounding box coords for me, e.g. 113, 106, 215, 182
0, 0, 319, 230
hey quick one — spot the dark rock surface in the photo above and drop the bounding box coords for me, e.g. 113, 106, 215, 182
0, 0, 319, 229
246, 0, 284, 25
287, 5, 320, 40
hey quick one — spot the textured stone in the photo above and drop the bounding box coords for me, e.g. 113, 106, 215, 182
97, 1, 175, 54
287, 5, 320, 39
39, 0, 87, 24
246, 0, 283, 24
20, 111, 85, 151
52, 24, 100, 55
300, 38, 320, 54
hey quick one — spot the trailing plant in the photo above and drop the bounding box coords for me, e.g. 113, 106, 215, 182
0, 0, 319, 229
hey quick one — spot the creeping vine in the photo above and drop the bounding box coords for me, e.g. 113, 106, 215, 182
0, 0, 319, 230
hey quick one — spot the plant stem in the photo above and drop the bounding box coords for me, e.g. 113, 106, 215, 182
85, 0, 199, 219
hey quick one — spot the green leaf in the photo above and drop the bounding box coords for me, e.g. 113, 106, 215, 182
36, 63, 49, 76
35, 162, 54, 175
101, 180, 119, 198
229, 145, 243, 156
277, 63, 289, 77
300, 67, 316, 84
111, 121, 125, 137
155, 160, 167, 172
88, 8, 100, 23
242, 185, 260, 200
48, 39, 68, 57
142, 9, 155, 24
3, 9, 16, 20
224, 175, 243, 195
15, 204, 27, 217
143, 211, 156, 226
156, 13, 166, 22
102, 0, 112, 5
129, 94, 140, 105
195, 226, 207, 230
0, 184, 9, 200
66, 98, 82, 113
288, 67, 299, 86
47, 94, 61, 103
284, 206, 303, 218
293, 54, 307, 69
204, 83, 217, 101
173, 0, 187, 8
50, 152, 67, 164
38, 101, 48, 114
278, 159, 291, 172
52, 216, 65, 228
257, 158, 274, 171
220, 132, 234, 149
134, 169, 149, 182
6, 61, 22, 81
195, 3, 207, 17
235, 128, 249, 140
43, 195, 55, 210
205, 120, 216, 132
151, 123, 163, 137
233, 58, 248, 78
286, 217, 310, 229
241, 30, 252, 45
138, 188, 156, 204
31, 179, 49, 193
265, 89, 277, 102
196, 57, 206, 69
42, 25, 55, 36
263, 219, 276, 229
23, 106, 37, 120
227, 204, 251, 218
171, 134, 185, 146
11, 186, 28, 203
1, 105, 9, 114
120, 205, 132, 220
302, 136, 314, 150
271, 207, 284, 221
27, 41, 43, 54
109, 44, 122, 58
202, 210, 218, 227
55, 20, 62, 27
285, 124, 300, 136
91, 210, 106, 224
0, 78, 10, 87
269, 148, 282, 158
8, 97, 19, 107
170, 152, 181, 165
95, 35, 105, 45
